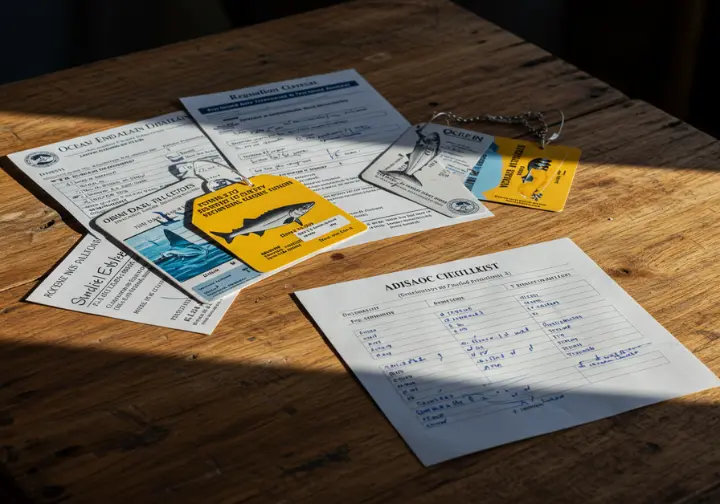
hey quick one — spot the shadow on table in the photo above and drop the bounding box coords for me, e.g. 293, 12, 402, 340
0, 333, 718, 504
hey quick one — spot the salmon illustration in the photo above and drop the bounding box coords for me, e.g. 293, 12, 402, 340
210, 202, 315, 244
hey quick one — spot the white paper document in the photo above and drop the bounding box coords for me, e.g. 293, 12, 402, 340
28, 235, 234, 334
9, 112, 246, 326
296, 238, 719, 465
181, 69, 493, 245
8, 111, 247, 229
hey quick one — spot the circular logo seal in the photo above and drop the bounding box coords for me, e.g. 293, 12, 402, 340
25, 151, 59, 168
447, 198, 480, 215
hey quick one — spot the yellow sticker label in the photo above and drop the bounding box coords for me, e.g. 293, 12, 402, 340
191, 175, 366, 272
464, 137, 581, 212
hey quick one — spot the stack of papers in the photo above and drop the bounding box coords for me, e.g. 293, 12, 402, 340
10, 70, 492, 333
11, 69, 716, 465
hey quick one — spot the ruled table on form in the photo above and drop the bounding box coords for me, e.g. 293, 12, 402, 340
297, 238, 719, 465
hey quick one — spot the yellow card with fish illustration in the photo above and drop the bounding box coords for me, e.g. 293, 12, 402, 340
192, 174, 367, 272
463, 137, 581, 212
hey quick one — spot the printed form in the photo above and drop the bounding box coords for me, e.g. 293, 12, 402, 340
296, 238, 719, 465
10, 112, 242, 331
181, 69, 492, 244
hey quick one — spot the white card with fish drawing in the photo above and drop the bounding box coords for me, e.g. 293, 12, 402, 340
360, 124, 494, 217
91, 179, 262, 303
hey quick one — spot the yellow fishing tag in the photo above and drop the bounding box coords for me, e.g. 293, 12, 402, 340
191, 175, 367, 272
464, 137, 581, 212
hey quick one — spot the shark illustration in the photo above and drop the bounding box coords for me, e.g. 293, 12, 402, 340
153, 211, 178, 226
155, 229, 208, 263
210, 202, 315, 244
383, 130, 441, 185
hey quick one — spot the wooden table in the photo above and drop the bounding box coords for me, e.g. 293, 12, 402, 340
1, 1, 718, 502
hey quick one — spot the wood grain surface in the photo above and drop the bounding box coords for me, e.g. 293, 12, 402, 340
0, 1, 718, 503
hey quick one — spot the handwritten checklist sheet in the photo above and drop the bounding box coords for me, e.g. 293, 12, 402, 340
296, 239, 719, 465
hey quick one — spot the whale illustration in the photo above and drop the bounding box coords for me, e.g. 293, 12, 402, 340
155, 229, 207, 263
521, 158, 552, 183
210, 202, 315, 244
518, 158, 553, 201
383, 131, 441, 185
